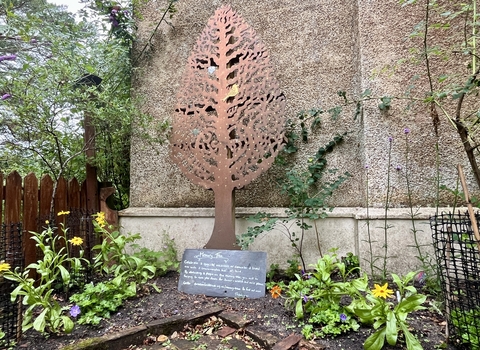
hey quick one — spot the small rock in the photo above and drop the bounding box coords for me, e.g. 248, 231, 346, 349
157, 334, 169, 342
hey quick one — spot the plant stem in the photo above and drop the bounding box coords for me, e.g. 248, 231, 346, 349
365, 166, 375, 277
383, 139, 393, 281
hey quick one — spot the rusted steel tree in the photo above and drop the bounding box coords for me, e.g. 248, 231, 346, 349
171, 5, 286, 249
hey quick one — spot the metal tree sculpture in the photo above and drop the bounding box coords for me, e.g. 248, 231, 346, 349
171, 5, 286, 249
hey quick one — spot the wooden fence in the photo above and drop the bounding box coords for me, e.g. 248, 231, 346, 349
0, 171, 118, 344
0, 171, 116, 269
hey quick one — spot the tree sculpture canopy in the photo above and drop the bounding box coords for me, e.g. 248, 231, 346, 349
171, 5, 286, 249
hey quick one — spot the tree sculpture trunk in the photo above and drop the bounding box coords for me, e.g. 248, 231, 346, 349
170, 5, 286, 249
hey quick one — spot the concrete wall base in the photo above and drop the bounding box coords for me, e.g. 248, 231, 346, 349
119, 207, 459, 275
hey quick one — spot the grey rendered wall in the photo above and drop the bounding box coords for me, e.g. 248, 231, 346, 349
125, 1, 476, 273
131, 0, 473, 209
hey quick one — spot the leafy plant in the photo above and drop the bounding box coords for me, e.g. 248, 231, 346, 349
4, 219, 88, 335
451, 306, 480, 349
341, 252, 360, 277
91, 212, 156, 283
186, 331, 202, 341
282, 249, 366, 338
6, 272, 74, 335
130, 232, 179, 276
238, 110, 351, 270
266, 263, 280, 282
353, 271, 427, 350
69, 274, 137, 326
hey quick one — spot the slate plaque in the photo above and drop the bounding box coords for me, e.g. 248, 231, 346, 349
178, 249, 267, 298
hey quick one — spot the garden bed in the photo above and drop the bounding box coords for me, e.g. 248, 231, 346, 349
15, 271, 459, 350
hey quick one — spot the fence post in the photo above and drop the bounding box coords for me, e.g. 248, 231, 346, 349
23, 173, 38, 273
39, 175, 53, 225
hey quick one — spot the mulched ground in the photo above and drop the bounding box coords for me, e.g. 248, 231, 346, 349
15, 272, 461, 350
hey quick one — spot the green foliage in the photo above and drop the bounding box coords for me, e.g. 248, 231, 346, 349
451, 307, 480, 349
3, 222, 87, 334
353, 271, 427, 350
186, 331, 202, 341
2, 211, 174, 336
282, 250, 365, 338
266, 263, 280, 282
0, 0, 175, 209
238, 111, 351, 269
341, 252, 360, 277
272, 251, 427, 346
69, 274, 137, 326
91, 215, 156, 284
6, 272, 74, 335
130, 233, 180, 276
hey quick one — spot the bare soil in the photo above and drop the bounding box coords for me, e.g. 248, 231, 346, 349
15, 272, 461, 350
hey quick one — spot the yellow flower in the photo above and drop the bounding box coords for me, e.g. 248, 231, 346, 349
0, 262, 11, 273
69, 237, 83, 246
45, 220, 49, 225
57, 210, 70, 216
372, 283, 394, 299
95, 212, 106, 228
270, 285, 282, 299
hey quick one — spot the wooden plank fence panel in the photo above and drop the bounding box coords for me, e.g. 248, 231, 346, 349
5, 171, 21, 225
0, 170, 113, 270
80, 180, 87, 210
54, 176, 68, 218
68, 178, 81, 210
55, 177, 68, 250
39, 175, 53, 223
23, 173, 38, 270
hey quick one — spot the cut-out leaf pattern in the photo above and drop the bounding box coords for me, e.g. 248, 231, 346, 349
170, 5, 286, 249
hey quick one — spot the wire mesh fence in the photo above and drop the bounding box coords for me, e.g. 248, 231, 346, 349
37, 209, 99, 294
431, 212, 480, 349
0, 209, 98, 345
0, 223, 23, 347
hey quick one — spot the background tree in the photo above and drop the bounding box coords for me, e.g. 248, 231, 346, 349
0, 0, 172, 209
171, 5, 286, 249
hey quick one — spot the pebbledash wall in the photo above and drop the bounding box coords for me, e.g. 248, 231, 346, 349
121, 0, 477, 274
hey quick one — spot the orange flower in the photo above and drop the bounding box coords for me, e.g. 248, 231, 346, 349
270, 285, 282, 299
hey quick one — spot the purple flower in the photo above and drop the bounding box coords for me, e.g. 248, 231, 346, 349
0, 54, 17, 62
70, 305, 81, 318
109, 16, 119, 27
388, 136, 393, 142
395, 165, 402, 171
404, 128, 410, 134
340, 313, 347, 322
300, 269, 311, 279
1, 93, 11, 100
365, 165, 369, 169
302, 294, 309, 303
